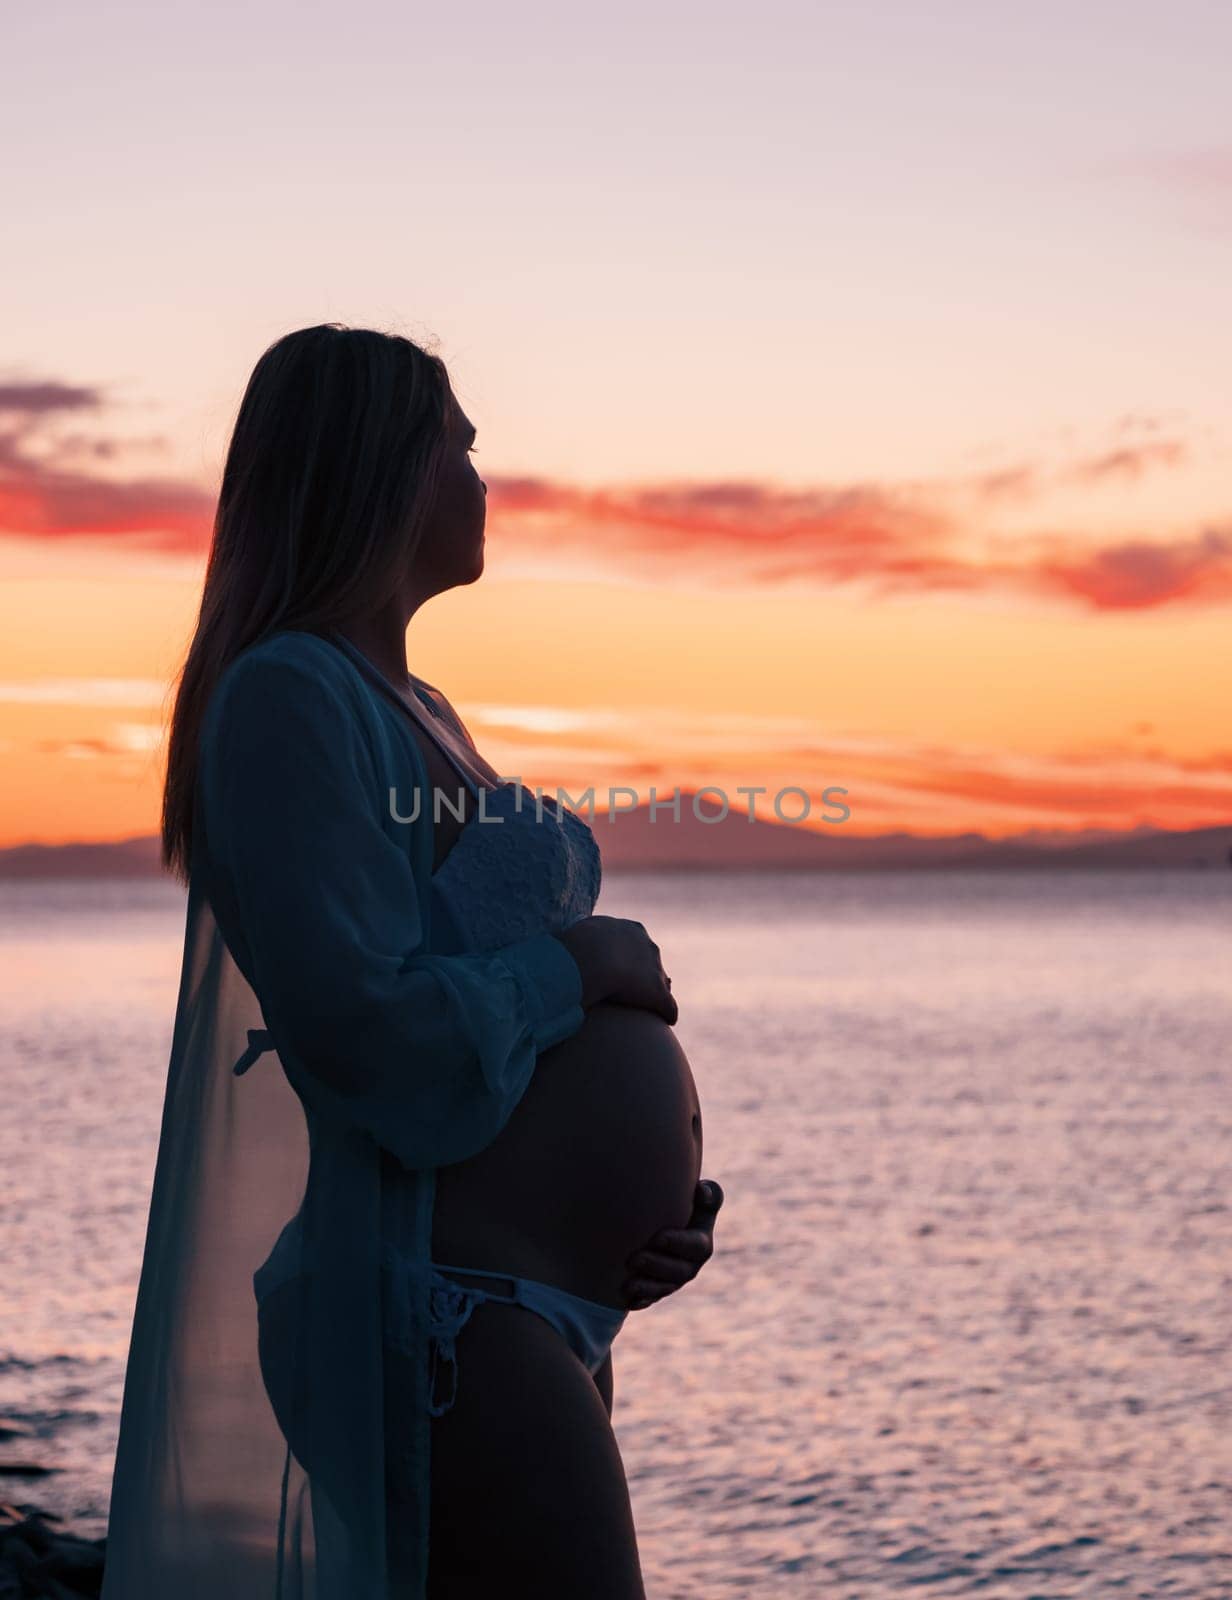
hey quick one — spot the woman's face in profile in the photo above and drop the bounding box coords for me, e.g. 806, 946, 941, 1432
411, 395, 487, 597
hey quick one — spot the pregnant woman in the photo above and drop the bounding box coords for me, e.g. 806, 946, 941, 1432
101, 323, 723, 1600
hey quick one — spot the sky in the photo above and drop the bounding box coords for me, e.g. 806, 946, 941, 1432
2, 0, 1231, 847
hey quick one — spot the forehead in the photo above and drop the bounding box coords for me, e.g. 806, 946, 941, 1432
447, 394, 475, 438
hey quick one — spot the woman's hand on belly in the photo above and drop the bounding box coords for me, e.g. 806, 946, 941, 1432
621, 1178, 724, 1310
556, 915, 678, 1024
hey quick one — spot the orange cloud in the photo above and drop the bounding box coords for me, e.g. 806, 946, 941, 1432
863, 756, 1232, 823
459, 702, 1232, 834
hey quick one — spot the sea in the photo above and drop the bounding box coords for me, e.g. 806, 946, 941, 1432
1, 869, 1229, 1598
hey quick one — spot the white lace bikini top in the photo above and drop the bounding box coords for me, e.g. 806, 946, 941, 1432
325, 632, 602, 955
428, 779, 602, 954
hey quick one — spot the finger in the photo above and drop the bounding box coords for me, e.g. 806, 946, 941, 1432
623, 1250, 697, 1286
637, 1229, 713, 1264
684, 1188, 723, 1232
694, 1179, 724, 1213
622, 1279, 672, 1308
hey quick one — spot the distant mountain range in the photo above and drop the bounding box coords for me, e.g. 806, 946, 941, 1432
2, 802, 1230, 877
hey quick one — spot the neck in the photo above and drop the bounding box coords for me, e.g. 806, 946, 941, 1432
334, 604, 413, 689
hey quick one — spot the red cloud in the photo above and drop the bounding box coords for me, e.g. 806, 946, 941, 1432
497, 478, 951, 585
0, 467, 214, 550
1, 374, 1229, 610
0, 379, 213, 551
1033, 526, 1232, 609
487, 475, 1232, 609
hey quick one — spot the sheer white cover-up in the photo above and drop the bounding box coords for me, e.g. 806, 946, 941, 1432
100, 630, 587, 1599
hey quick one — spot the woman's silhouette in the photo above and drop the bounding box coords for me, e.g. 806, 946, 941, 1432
101, 324, 723, 1598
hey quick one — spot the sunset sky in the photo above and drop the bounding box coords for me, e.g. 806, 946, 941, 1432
2, 0, 1231, 848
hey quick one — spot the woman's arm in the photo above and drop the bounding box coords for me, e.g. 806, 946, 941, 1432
198, 644, 586, 1170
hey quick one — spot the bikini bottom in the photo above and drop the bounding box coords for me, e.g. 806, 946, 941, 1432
424, 1262, 628, 1417
252, 1246, 628, 1563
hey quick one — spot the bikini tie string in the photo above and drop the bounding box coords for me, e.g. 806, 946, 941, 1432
232, 1027, 274, 1076
426, 1276, 485, 1418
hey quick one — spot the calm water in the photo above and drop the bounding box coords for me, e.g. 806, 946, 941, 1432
1, 870, 1229, 1597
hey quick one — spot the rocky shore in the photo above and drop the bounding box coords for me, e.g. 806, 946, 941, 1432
0, 1422, 104, 1599
0, 1506, 104, 1599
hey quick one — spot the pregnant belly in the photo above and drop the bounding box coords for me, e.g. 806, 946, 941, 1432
432, 1002, 703, 1308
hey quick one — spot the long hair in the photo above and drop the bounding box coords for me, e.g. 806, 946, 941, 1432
160, 323, 455, 883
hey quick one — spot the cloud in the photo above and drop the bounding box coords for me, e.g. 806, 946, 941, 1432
33, 723, 162, 758
865, 752, 1232, 820
0, 378, 213, 552
796, 734, 1232, 833
970, 438, 1188, 501
1, 372, 1229, 610
0, 380, 103, 416
1112, 410, 1187, 439
972, 464, 1039, 500
1060, 439, 1188, 484
1031, 525, 1232, 609
0, 466, 213, 550
488, 475, 954, 588
0, 678, 169, 706
486, 471, 1232, 609
462, 702, 1232, 827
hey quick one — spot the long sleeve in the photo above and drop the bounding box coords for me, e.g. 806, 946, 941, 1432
196, 645, 585, 1169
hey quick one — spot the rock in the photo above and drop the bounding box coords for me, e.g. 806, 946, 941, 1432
0, 1532, 38, 1572
0, 1465, 58, 1479
40, 1535, 105, 1585
0, 1512, 105, 1598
